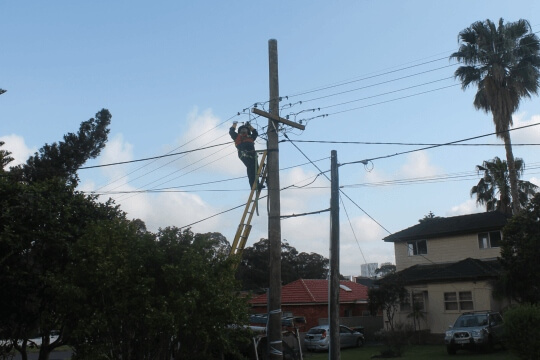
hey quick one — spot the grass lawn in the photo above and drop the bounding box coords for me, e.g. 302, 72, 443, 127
303, 344, 518, 360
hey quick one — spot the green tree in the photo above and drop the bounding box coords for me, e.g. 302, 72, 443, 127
503, 304, 540, 359
500, 193, 540, 304
471, 156, 537, 214
11, 109, 111, 186
295, 252, 329, 279
156, 228, 250, 360
368, 273, 407, 331
450, 18, 540, 214
0, 177, 123, 360
375, 264, 396, 279
0, 110, 113, 360
0, 141, 14, 170
418, 211, 441, 224
237, 238, 329, 292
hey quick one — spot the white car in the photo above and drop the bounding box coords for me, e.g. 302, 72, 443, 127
304, 325, 364, 351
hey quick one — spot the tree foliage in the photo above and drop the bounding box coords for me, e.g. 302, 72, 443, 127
368, 273, 407, 331
500, 193, 540, 304
0, 141, 14, 171
418, 211, 441, 224
450, 18, 540, 214
374, 264, 396, 279
471, 156, 537, 214
503, 304, 540, 359
10, 109, 111, 186
236, 238, 329, 292
0, 110, 251, 360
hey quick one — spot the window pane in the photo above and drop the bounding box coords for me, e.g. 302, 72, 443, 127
459, 291, 472, 301
490, 231, 501, 247
478, 233, 489, 249
407, 242, 416, 256
460, 301, 474, 310
417, 240, 427, 254
444, 292, 458, 310
444, 292, 457, 301
413, 292, 425, 311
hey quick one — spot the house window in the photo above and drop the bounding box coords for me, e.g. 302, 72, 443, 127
407, 240, 427, 256
400, 291, 411, 312
401, 291, 425, 312
478, 231, 502, 249
412, 291, 425, 311
344, 309, 353, 317
444, 291, 473, 311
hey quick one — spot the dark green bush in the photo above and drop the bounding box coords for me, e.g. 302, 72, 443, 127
504, 304, 540, 360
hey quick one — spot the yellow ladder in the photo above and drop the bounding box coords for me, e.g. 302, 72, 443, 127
229, 150, 268, 262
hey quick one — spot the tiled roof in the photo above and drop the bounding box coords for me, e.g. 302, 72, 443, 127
249, 279, 369, 305
383, 212, 509, 243
391, 258, 501, 285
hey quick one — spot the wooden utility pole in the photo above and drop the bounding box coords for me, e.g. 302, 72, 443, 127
329, 150, 340, 360
267, 38, 283, 360
254, 39, 303, 360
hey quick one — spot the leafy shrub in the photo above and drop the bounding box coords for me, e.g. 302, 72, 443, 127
504, 304, 540, 359
373, 323, 414, 358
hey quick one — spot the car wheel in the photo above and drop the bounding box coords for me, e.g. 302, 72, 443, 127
356, 338, 364, 347
447, 345, 456, 355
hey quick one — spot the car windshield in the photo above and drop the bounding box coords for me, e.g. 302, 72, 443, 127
307, 328, 326, 335
454, 314, 488, 327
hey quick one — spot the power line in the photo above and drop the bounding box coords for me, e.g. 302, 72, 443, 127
79, 141, 230, 170
340, 122, 540, 168
283, 132, 391, 238
286, 56, 450, 99
280, 140, 540, 146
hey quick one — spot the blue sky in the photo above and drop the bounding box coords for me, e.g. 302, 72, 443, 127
2, 1, 540, 276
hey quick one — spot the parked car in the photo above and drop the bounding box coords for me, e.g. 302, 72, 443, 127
304, 325, 364, 352
444, 311, 504, 355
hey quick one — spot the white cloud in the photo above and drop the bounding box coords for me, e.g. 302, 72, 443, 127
511, 113, 540, 143
0, 134, 36, 167
447, 199, 483, 217
399, 151, 441, 178
167, 107, 241, 177
361, 151, 442, 186
119, 190, 222, 233
100, 134, 134, 183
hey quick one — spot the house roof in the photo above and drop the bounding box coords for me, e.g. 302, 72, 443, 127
392, 258, 501, 285
383, 212, 510, 243
249, 279, 369, 306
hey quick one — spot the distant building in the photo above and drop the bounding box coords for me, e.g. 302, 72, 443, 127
360, 263, 378, 278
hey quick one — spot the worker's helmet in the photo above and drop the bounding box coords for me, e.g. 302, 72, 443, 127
238, 125, 250, 134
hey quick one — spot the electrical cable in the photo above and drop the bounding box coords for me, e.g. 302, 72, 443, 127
340, 122, 540, 168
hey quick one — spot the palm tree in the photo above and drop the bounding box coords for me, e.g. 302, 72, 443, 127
450, 18, 540, 214
471, 156, 537, 214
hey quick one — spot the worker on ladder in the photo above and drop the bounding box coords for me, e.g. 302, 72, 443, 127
229, 121, 264, 191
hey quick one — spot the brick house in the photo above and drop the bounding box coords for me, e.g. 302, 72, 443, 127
249, 279, 369, 331
382, 211, 513, 334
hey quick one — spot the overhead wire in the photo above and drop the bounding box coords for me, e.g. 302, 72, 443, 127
85, 48, 465, 197
80, 31, 540, 237
282, 132, 382, 264
339, 122, 540, 168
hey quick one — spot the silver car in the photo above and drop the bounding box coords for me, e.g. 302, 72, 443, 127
444, 311, 504, 354
304, 325, 364, 351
